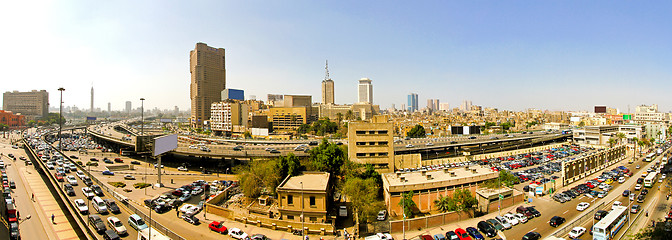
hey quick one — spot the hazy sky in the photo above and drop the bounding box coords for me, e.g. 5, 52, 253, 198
1, 1, 671, 113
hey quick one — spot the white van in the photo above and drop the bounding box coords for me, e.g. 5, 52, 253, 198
92, 197, 108, 214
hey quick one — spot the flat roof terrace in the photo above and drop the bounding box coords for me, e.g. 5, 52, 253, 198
383, 165, 498, 194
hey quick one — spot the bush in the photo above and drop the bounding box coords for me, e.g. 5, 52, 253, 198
86, 162, 98, 166
133, 183, 151, 189
109, 182, 126, 188
75, 161, 83, 166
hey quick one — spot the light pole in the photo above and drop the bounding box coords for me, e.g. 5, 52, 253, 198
58, 87, 65, 152
300, 181, 304, 239
140, 98, 145, 136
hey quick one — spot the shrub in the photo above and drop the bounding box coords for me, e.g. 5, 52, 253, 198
109, 182, 126, 188
133, 183, 151, 189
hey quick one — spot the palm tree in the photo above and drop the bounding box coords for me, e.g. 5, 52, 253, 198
336, 113, 343, 125
632, 137, 639, 159
345, 110, 354, 120
616, 132, 626, 145
607, 138, 616, 148
434, 195, 452, 213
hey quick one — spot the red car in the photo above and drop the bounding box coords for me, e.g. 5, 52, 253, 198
209, 221, 228, 234
420, 235, 433, 240
55, 173, 64, 182
114, 158, 123, 163
455, 228, 473, 240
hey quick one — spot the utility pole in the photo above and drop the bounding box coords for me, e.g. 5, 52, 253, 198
301, 182, 304, 239
58, 87, 65, 152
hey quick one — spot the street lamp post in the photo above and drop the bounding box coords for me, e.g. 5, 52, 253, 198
140, 98, 145, 136
300, 181, 304, 239
58, 87, 65, 152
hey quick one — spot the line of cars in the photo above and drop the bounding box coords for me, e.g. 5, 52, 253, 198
1, 156, 22, 240
553, 166, 631, 203
425, 206, 542, 240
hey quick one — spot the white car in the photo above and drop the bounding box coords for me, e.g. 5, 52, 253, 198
576, 202, 590, 211
191, 187, 203, 195
629, 193, 635, 201
74, 199, 88, 214
405, 144, 414, 148
177, 166, 188, 171
662, 174, 667, 179
612, 201, 622, 210
107, 216, 127, 235
514, 213, 528, 223
495, 216, 512, 229
179, 204, 201, 215
425, 142, 434, 146
503, 213, 519, 225
76, 171, 86, 179
82, 187, 95, 199
46, 163, 55, 169
67, 175, 78, 186
189, 145, 198, 149
568, 226, 586, 238
635, 184, 642, 190
618, 177, 625, 183
229, 228, 248, 240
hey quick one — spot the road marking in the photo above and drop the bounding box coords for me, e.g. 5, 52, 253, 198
563, 210, 569, 214
530, 227, 537, 232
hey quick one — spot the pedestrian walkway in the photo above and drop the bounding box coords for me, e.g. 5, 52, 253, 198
18, 167, 80, 240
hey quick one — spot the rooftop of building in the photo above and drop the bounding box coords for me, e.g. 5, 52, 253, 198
278, 172, 330, 191
382, 164, 498, 191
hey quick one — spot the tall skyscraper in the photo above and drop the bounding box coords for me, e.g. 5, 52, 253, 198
407, 93, 418, 112
426, 99, 439, 111
90, 86, 94, 112
125, 101, 132, 113
107, 102, 111, 112
358, 78, 373, 104
190, 42, 226, 128
321, 60, 335, 105
2, 90, 49, 120
439, 103, 451, 111
460, 100, 472, 112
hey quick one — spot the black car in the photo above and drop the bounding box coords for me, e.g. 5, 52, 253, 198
233, 146, 244, 151
522, 232, 541, 240
104, 199, 121, 214
88, 215, 107, 233
70, 155, 79, 159
130, 160, 141, 165
622, 190, 630, 197
181, 213, 200, 225
103, 229, 121, 240
64, 184, 76, 196
637, 194, 645, 203
9, 222, 19, 240
154, 204, 170, 213
641, 189, 649, 196
637, 178, 644, 184
595, 210, 608, 220
526, 207, 541, 217
477, 221, 497, 237
9, 181, 15, 189
91, 185, 104, 196
83, 177, 93, 186
549, 216, 565, 227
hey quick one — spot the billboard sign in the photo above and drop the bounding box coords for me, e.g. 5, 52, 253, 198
623, 115, 632, 120
153, 134, 178, 156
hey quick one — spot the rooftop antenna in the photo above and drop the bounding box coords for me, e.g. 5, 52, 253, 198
324, 60, 330, 81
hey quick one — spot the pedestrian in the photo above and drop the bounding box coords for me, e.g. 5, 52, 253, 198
51, 213, 55, 224
32, 193, 35, 201
177, 210, 180, 217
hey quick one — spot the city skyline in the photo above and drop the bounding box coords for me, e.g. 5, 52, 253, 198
2, 1, 672, 112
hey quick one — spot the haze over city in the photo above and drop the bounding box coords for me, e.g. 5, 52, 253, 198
1, 1, 672, 112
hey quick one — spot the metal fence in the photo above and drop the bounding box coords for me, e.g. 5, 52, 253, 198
551, 201, 605, 238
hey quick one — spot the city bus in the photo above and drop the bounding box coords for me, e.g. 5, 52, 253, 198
645, 153, 655, 162
593, 206, 628, 240
643, 172, 658, 188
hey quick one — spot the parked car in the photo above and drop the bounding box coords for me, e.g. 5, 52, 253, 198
445, 231, 459, 240
229, 228, 248, 240
102, 170, 114, 175
465, 227, 484, 240
454, 228, 472, 240
486, 219, 504, 231
209, 221, 228, 234
123, 175, 135, 180
476, 221, 497, 237
377, 210, 387, 221
181, 213, 200, 225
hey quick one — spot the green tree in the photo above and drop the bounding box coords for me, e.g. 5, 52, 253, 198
433, 195, 453, 213
452, 188, 478, 220
336, 113, 343, 125
398, 191, 417, 218
345, 110, 354, 120
236, 160, 282, 198
500, 122, 514, 131
578, 121, 585, 127
608, 138, 617, 148
616, 132, 626, 145
277, 153, 301, 180
406, 124, 426, 138
308, 139, 346, 175
342, 177, 384, 222
243, 131, 252, 139
297, 124, 311, 134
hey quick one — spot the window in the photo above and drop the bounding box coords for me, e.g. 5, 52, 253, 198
310, 196, 316, 206
287, 195, 293, 205
356, 131, 366, 135
356, 153, 366, 157
287, 215, 294, 220
378, 130, 388, 134
309, 217, 317, 222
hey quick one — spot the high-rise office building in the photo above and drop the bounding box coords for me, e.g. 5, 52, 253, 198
125, 101, 132, 113
460, 100, 472, 112
358, 78, 373, 104
407, 93, 418, 112
90, 87, 94, 112
107, 102, 111, 112
439, 103, 451, 111
426, 99, 439, 111
321, 60, 335, 105
190, 42, 226, 128
3, 90, 49, 120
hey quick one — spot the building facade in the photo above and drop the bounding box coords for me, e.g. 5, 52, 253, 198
321, 79, 334, 105
407, 93, 418, 112
276, 172, 331, 223
221, 88, 244, 101
358, 78, 373, 104
270, 107, 315, 132
125, 101, 132, 113
2, 90, 49, 120
348, 116, 394, 171
190, 42, 226, 128
210, 101, 249, 135
0, 110, 25, 127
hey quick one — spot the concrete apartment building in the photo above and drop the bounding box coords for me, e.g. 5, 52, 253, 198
3, 90, 49, 120
573, 125, 645, 145
382, 165, 498, 216
276, 172, 331, 223
190, 42, 226, 128
348, 115, 394, 171
268, 95, 317, 132
210, 100, 249, 136
358, 78, 373, 104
